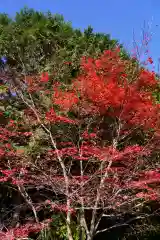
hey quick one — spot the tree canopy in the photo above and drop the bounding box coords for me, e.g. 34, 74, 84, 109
0, 7, 128, 80
1, 7, 160, 240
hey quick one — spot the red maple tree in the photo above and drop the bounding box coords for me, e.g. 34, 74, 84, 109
1, 47, 160, 239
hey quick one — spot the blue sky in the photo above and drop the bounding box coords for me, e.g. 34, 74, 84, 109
0, 0, 160, 70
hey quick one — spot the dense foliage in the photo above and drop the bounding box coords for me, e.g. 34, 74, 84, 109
0, 44, 160, 239
0, 7, 128, 82
0, 7, 160, 240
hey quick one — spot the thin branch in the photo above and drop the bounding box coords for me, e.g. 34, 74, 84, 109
18, 91, 74, 240
95, 215, 149, 235
17, 185, 39, 223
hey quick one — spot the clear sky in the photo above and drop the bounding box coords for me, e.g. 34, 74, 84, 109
0, 0, 160, 70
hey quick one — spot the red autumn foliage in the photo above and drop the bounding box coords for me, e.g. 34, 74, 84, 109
147, 57, 153, 64
1, 48, 160, 239
45, 108, 78, 124
137, 69, 157, 89
41, 72, 49, 82
53, 87, 79, 111
0, 220, 51, 240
